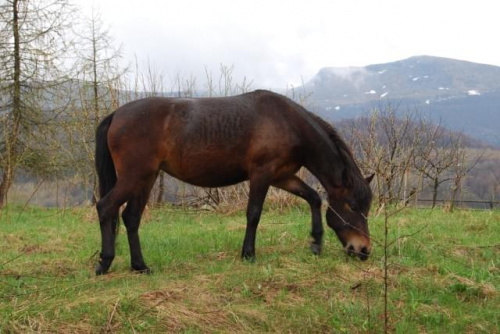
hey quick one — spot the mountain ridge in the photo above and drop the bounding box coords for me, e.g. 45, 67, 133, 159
303, 56, 500, 145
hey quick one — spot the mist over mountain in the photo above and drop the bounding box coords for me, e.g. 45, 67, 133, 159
302, 56, 500, 145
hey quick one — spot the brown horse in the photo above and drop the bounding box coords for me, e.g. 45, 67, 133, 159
95, 90, 373, 275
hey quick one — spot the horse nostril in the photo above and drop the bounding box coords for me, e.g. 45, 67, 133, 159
347, 245, 355, 256
359, 246, 370, 261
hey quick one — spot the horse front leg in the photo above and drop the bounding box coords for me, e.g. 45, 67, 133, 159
273, 176, 323, 255
241, 175, 270, 262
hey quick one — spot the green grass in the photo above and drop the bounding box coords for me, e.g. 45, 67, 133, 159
0, 205, 499, 333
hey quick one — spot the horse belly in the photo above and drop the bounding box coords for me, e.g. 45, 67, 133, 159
181, 169, 248, 188
161, 150, 249, 188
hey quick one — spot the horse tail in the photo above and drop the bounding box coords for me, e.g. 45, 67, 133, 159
95, 113, 117, 199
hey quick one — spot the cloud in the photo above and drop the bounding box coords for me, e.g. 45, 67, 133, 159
75, 0, 500, 89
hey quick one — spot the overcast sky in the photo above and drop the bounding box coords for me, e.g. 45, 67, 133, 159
74, 0, 500, 89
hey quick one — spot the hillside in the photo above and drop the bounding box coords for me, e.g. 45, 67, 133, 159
303, 56, 500, 145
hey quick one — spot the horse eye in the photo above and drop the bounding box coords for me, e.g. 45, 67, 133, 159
348, 201, 358, 212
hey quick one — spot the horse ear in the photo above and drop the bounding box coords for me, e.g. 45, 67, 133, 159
365, 174, 375, 184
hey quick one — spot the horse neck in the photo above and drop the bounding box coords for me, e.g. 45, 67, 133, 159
302, 129, 347, 196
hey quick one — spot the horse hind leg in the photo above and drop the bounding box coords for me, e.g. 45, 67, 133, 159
95, 172, 155, 275
121, 175, 157, 273
96, 189, 127, 275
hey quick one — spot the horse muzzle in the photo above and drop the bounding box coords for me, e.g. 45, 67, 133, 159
345, 238, 371, 261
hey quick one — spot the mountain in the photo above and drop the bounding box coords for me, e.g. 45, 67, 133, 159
303, 56, 500, 146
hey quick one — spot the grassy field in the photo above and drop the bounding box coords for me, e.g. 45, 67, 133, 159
0, 204, 498, 333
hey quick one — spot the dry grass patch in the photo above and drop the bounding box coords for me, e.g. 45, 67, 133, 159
447, 273, 497, 299
140, 277, 245, 332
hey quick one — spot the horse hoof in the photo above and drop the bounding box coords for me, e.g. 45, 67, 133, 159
310, 244, 322, 255
241, 252, 256, 263
132, 265, 152, 274
95, 263, 108, 276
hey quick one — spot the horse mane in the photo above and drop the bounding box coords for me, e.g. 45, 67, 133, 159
300, 107, 372, 204
303, 111, 361, 174
272, 94, 372, 205
266, 91, 359, 177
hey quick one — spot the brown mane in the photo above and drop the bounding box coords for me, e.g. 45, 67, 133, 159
303, 110, 372, 205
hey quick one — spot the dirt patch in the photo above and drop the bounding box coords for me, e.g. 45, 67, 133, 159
19, 244, 50, 254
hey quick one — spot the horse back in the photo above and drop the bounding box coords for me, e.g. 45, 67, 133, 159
107, 91, 307, 187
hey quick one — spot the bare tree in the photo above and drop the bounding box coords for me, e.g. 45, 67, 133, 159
413, 123, 462, 208
343, 104, 418, 206
285, 78, 313, 107
218, 64, 252, 97
448, 147, 482, 212
0, 0, 73, 208
75, 8, 125, 123
172, 72, 197, 98
465, 152, 500, 202
488, 162, 500, 201
58, 7, 126, 203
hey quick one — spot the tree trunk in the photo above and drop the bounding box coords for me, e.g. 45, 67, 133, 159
0, 0, 22, 209
155, 172, 165, 204
0, 177, 7, 209
0, 169, 14, 209
449, 176, 462, 213
431, 178, 439, 208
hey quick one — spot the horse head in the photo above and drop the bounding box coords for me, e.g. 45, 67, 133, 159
326, 173, 374, 260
